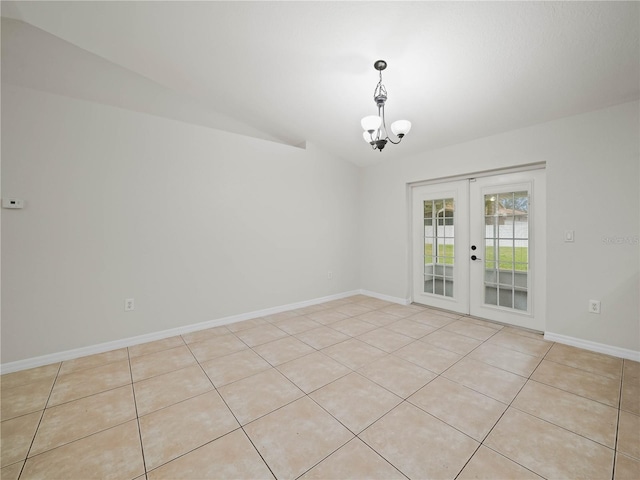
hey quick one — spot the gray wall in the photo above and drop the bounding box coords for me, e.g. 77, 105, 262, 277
1, 84, 361, 363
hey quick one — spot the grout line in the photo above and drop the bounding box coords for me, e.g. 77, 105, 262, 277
611, 360, 626, 480
127, 348, 149, 480
15, 361, 62, 480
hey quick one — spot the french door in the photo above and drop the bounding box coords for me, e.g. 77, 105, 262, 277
412, 169, 546, 331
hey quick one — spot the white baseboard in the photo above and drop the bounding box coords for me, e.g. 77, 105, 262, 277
0, 290, 361, 374
544, 332, 640, 361
359, 289, 410, 306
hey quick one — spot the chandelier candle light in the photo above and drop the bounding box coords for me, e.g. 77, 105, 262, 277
361, 60, 411, 152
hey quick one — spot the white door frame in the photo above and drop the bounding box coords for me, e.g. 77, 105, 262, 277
407, 163, 546, 329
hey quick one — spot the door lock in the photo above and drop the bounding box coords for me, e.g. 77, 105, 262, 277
471, 255, 481, 261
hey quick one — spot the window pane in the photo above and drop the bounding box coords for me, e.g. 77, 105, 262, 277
484, 190, 529, 312
423, 197, 454, 298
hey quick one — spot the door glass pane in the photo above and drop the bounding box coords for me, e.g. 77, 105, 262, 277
424, 198, 454, 298
484, 191, 529, 311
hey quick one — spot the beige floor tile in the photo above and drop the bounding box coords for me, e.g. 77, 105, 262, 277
463, 316, 504, 330
379, 304, 422, 318
407, 310, 457, 328
409, 376, 507, 441
31, 385, 136, 456
21, 420, 144, 480
130, 345, 196, 382
264, 310, 301, 322
321, 339, 386, 370
1, 461, 24, 480
187, 333, 248, 363
218, 368, 304, 425
347, 294, 372, 303
621, 376, 640, 415
1, 363, 60, 390
200, 348, 271, 386
273, 316, 321, 335
394, 341, 462, 374
234, 323, 289, 347
486, 408, 614, 479
295, 326, 350, 349
615, 453, 640, 480
147, 429, 273, 480
1, 411, 42, 467
133, 365, 213, 416
128, 336, 185, 358
457, 446, 543, 480
502, 325, 545, 340
421, 329, 483, 355
486, 330, 553, 357
360, 402, 479, 479
545, 343, 623, 379
623, 360, 640, 381
244, 396, 353, 479
355, 311, 403, 327
513, 380, 618, 448
48, 359, 131, 407
140, 391, 239, 470
225, 317, 267, 333
531, 359, 620, 407
1, 377, 54, 420
331, 303, 375, 317
253, 336, 315, 366
418, 307, 459, 318
181, 325, 231, 344
386, 318, 436, 339
58, 348, 128, 376
305, 309, 350, 325
329, 317, 378, 337
443, 357, 526, 404
357, 328, 414, 353
618, 411, 640, 460
300, 438, 405, 479
294, 304, 331, 315
323, 298, 357, 308
468, 343, 542, 377
358, 355, 437, 398
443, 319, 500, 341
310, 373, 402, 433
353, 297, 393, 309
278, 351, 351, 394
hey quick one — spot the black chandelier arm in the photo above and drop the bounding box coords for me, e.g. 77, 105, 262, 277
379, 106, 404, 144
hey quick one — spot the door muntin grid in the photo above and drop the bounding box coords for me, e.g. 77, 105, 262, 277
424, 198, 454, 297
484, 191, 529, 311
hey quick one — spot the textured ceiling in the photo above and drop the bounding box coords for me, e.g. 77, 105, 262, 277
2, 1, 639, 166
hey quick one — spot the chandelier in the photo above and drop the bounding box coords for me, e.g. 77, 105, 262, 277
361, 60, 411, 152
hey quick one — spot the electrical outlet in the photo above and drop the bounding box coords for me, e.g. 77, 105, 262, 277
125, 298, 135, 312
327, 271, 333, 280
588, 300, 601, 314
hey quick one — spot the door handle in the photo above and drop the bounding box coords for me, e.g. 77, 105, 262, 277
471, 255, 481, 261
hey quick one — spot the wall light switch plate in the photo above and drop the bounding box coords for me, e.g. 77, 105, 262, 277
564, 230, 574, 242
2, 198, 24, 209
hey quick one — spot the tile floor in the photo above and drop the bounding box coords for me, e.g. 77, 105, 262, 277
1, 294, 639, 479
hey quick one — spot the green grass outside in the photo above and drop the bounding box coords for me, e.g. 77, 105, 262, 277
424, 244, 528, 271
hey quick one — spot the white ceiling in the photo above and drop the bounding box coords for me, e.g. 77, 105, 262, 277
2, 1, 639, 166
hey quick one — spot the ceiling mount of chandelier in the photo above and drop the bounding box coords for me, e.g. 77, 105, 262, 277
361, 60, 411, 152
